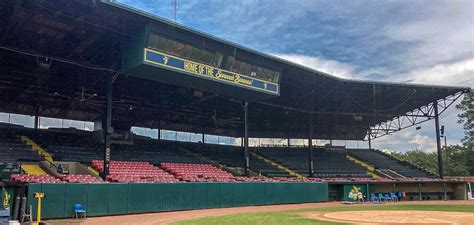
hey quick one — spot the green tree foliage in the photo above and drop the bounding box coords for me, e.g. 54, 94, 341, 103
456, 91, 473, 145
456, 91, 473, 175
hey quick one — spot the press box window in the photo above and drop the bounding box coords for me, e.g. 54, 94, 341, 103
225, 56, 280, 83
148, 33, 223, 67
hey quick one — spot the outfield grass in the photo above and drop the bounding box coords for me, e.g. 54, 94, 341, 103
173, 205, 474, 225
173, 212, 344, 225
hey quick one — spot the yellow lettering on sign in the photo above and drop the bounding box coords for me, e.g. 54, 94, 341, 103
216, 70, 235, 81
205, 66, 214, 77
184, 61, 198, 74
235, 75, 253, 85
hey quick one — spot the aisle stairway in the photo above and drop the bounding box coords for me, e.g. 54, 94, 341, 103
20, 164, 46, 175
346, 155, 379, 178
251, 152, 302, 178
20, 136, 53, 162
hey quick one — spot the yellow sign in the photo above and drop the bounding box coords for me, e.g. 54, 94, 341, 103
144, 48, 279, 95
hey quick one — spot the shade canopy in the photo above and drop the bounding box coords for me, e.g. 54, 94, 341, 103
0, 0, 469, 140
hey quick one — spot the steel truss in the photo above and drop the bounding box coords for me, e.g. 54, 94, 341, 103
367, 91, 466, 140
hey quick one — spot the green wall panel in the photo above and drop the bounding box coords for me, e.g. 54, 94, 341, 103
145, 183, 163, 212
318, 183, 329, 202
232, 183, 246, 207
64, 184, 88, 218
193, 183, 208, 209
41, 184, 66, 219
284, 183, 294, 204
207, 183, 221, 208
253, 183, 266, 205
264, 182, 275, 205
274, 183, 285, 204
295, 183, 303, 203
162, 183, 179, 211
245, 183, 256, 205
108, 183, 129, 215
179, 183, 194, 210
128, 183, 147, 213
87, 183, 109, 216
220, 183, 233, 208
27, 182, 328, 219
27, 184, 41, 219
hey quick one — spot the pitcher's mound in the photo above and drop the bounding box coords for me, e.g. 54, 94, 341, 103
309, 210, 474, 224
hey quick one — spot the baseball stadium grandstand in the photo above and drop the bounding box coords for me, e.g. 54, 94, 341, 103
0, 0, 472, 223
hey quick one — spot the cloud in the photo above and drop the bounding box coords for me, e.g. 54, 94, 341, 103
117, 0, 472, 152
274, 54, 356, 79
401, 59, 474, 87
383, 0, 474, 70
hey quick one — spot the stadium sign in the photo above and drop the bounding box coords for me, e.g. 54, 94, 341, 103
143, 48, 279, 95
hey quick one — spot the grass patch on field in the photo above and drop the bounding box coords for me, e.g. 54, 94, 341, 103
173, 204, 474, 225
173, 212, 344, 225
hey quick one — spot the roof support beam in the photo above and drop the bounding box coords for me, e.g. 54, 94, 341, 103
367, 91, 465, 140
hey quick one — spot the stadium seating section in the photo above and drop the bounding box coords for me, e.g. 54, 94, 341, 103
92, 160, 179, 183
59, 174, 105, 183
256, 147, 371, 178
11, 174, 63, 183
161, 162, 239, 182
180, 143, 291, 177
347, 149, 432, 178
0, 127, 439, 184
0, 132, 42, 163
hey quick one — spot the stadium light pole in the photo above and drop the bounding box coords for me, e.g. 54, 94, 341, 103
102, 73, 113, 181
433, 101, 444, 179
243, 101, 250, 177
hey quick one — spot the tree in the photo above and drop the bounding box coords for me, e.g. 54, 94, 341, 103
456, 91, 474, 175
456, 91, 473, 145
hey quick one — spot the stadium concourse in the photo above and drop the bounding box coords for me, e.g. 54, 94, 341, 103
0, 0, 472, 223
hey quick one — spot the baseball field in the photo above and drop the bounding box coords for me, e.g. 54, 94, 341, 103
46, 200, 474, 224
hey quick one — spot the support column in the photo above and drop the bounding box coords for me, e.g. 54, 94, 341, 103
202, 133, 205, 143
418, 183, 422, 200
368, 130, 372, 150
434, 101, 444, 179
443, 183, 447, 201
102, 74, 113, 181
34, 115, 39, 130
308, 113, 314, 177
366, 183, 370, 201
243, 101, 250, 177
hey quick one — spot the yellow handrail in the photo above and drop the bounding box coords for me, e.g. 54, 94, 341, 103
347, 155, 380, 178
20, 136, 53, 162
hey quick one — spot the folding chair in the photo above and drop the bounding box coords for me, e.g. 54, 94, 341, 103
384, 193, 392, 202
73, 204, 86, 219
370, 193, 378, 202
378, 193, 385, 202
390, 193, 398, 202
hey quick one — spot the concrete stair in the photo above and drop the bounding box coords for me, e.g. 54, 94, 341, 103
20, 164, 46, 175
251, 152, 304, 178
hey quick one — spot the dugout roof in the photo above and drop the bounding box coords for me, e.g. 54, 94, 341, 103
0, 0, 470, 140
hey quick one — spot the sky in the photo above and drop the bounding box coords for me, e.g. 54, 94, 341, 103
118, 0, 473, 152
